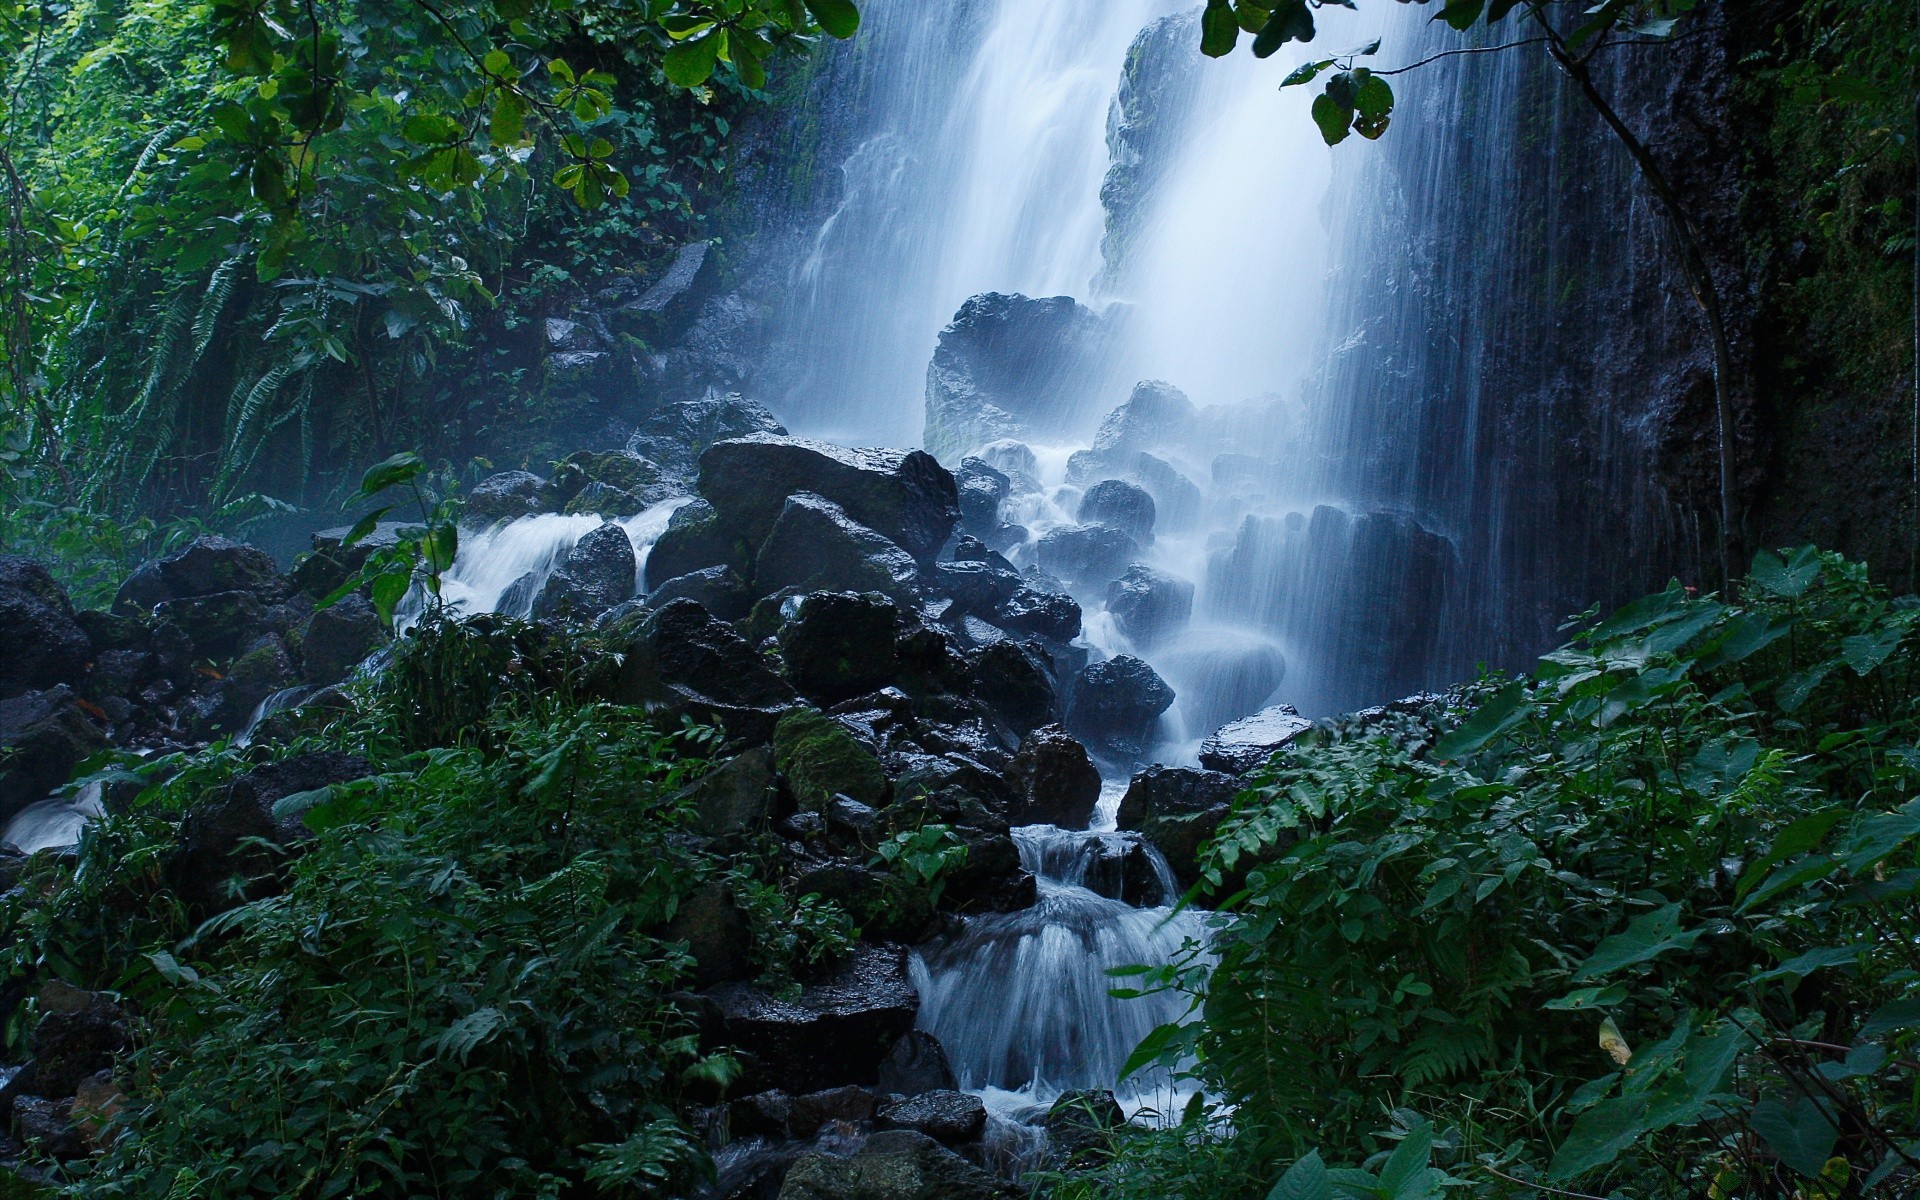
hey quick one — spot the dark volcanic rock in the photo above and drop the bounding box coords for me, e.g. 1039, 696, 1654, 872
1008, 724, 1102, 830
700, 435, 960, 565
1035, 524, 1138, 589
112, 561, 170, 615
634, 599, 795, 709
158, 535, 285, 601
1104, 564, 1193, 650
877, 1031, 957, 1098
1199, 703, 1312, 775
628, 392, 787, 477
0, 558, 91, 701
0, 687, 109, 825
27, 992, 128, 1100
1077, 479, 1156, 545
645, 498, 752, 589
1065, 655, 1174, 763
1116, 765, 1240, 888
153, 590, 265, 659
773, 708, 887, 808
924, 291, 1113, 462
708, 945, 918, 1092
682, 747, 776, 837
755, 494, 924, 603
466, 470, 547, 521
778, 592, 902, 705
876, 1090, 987, 1146
778, 1129, 1014, 1200
991, 585, 1081, 642
667, 882, 753, 988
170, 791, 278, 914
646, 565, 750, 622
788, 1085, 876, 1137
533, 522, 636, 621
952, 456, 1012, 545
301, 593, 387, 685
969, 640, 1056, 737
1044, 1089, 1125, 1165
1130, 452, 1203, 532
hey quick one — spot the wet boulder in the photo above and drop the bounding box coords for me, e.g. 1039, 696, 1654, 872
1116, 765, 1240, 888
626, 599, 796, 710
877, 1031, 958, 1098
778, 1129, 1014, 1200
773, 708, 888, 809
1077, 832, 1168, 907
924, 291, 1113, 462
0, 558, 91, 701
646, 565, 750, 622
153, 590, 266, 659
1131, 452, 1203, 531
628, 391, 787, 478
709, 945, 919, 1092
667, 882, 754, 988
1155, 634, 1287, 736
1065, 656, 1174, 764
682, 747, 776, 838
300, 593, 388, 685
0, 687, 109, 825
644, 498, 753, 589
953, 457, 1010, 535
969, 640, 1056, 737
1199, 703, 1312, 775
991, 585, 1081, 642
789, 1085, 877, 1136
1008, 724, 1102, 830
562, 481, 643, 518
1077, 479, 1156, 545
201, 634, 298, 737
929, 559, 1023, 619
111, 561, 171, 615
876, 1090, 987, 1146
1035, 524, 1138, 590
157, 535, 286, 602
466, 470, 547, 521
533, 522, 636, 621
1092, 379, 1196, 461
1044, 1090, 1126, 1166
755, 493, 925, 603
701, 435, 960, 565
25, 990, 129, 1100
779, 592, 903, 705
1104, 565, 1193, 650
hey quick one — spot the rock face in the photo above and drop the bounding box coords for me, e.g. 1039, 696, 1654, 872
968, 640, 1057, 737
1104, 565, 1193, 650
533, 522, 636, 621
1199, 703, 1313, 775
1065, 656, 1174, 764
631, 599, 795, 711
1130, 452, 1203, 532
1008, 724, 1102, 830
0, 558, 91, 700
778, 1129, 1013, 1200
628, 391, 787, 478
301, 593, 386, 685
700, 435, 960, 565
709, 945, 919, 1093
645, 498, 752, 589
773, 708, 888, 809
645, 564, 751, 622
1036, 524, 1138, 590
876, 1031, 957, 1097
1092, 380, 1196, 463
1077, 479, 1156, 545
755, 494, 925, 602
874, 1090, 987, 1146
467, 470, 547, 521
779, 592, 903, 705
923, 292, 1114, 462
683, 747, 776, 837
0, 687, 109, 825
1117, 765, 1240, 887
1044, 1089, 1126, 1166
157, 535, 286, 602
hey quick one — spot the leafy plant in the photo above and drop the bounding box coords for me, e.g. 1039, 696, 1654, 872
322, 451, 462, 626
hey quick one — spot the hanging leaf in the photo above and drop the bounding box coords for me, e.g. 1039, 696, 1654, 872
1550, 1095, 1649, 1179
1201, 0, 1242, 57
803, 0, 860, 38
1750, 1097, 1839, 1178
1750, 546, 1822, 597
1573, 903, 1706, 979
356, 452, 426, 499
1433, 681, 1529, 759
1252, 0, 1315, 57
1310, 92, 1352, 145
663, 33, 721, 87
1267, 1151, 1332, 1200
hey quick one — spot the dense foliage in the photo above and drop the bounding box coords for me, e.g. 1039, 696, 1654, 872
1082, 549, 1920, 1199
0, 611, 885, 1196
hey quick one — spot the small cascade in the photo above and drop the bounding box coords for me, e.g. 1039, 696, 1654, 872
911, 791, 1212, 1169
431, 497, 690, 618
3, 781, 105, 855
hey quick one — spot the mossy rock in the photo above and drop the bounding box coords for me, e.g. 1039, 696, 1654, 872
773, 708, 887, 809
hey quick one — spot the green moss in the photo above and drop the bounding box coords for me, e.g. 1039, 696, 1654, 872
772, 707, 887, 808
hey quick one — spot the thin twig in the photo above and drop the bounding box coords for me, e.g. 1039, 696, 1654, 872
1478, 1163, 1612, 1200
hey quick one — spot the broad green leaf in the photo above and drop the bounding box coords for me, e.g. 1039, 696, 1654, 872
1841, 625, 1903, 675
435, 1006, 506, 1062
1751, 944, 1868, 984
1252, 0, 1314, 56
1377, 1122, 1433, 1199
663, 33, 721, 86
356, 451, 425, 499
1201, 0, 1241, 56
1282, 59, 1333, 87
1750, 546, 1821, 598
1433, 681, 1529, 760
1736, 808, 1844, 900
803, 0, 860, 38
1267, 1151, 1332, 1200
401, 113, 462, 145
1776, 665, 1831, 713
1549, 1095, 1647, 1179
1737, 855, 1838, 913
341, 505, 394, 548
371, 569, 413, 625
1588, 584, 1688, 641
1842, 801, 1920, 872
1435, 0, 1487, 29
1858, 995, 1920, 1039
1545, 985, 1627, 1011
1749, 1097, 1838, 1178
1573, 903, 1705, 979
1310, 92, 1352, 145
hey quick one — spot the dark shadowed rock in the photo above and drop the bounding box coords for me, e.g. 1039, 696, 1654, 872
779, 592, 902, 705
1116, 765, 1240, 888
1065, 655, 1174, 764
709, 945, 918, 1092
628, 392, 787, 477
1200, 703, 1312, 775
170, 788, 278, 914
991, 586, 1081, 642
301, 593, 387, 685
111, 561, 170, 615
755, 493, 925, 602
953, 457, 1016, 549
668, 882, 753, 988
876, 1090, 987, 1146
646, 565, 750, 622
1104, 565, 1193, 650
700, 435, 960, 565
682, 747, 776, 838
645, 498, 753, 589
1155, 635, 1288, 738
1036, 524, 1138, 589
1044, 1090, 1125, 1165
1077, 479, 1156, 545
563, 481, 642, 517
0, 687, 109, 825
27, 991, 128, 1100
153, 590, 266, 659
924, 291, 1113, 463
969, 640, 1056, 737
1008, 724, 1101, 830
633, 599, 795, 710
773, 708, 887, 809
533, 522, 636, 621
0, 558, 90, 702
157, 535, 285, 601
202, 635, 298, 736
789, 1085, 877, 1137
877, 1031, 957, 1097
778, 1129, 1015, 1200
467, 470, 548, 520
1072, 832, 1168, 907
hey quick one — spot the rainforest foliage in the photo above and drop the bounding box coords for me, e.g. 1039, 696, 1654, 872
1062, 549, 1920, 1199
